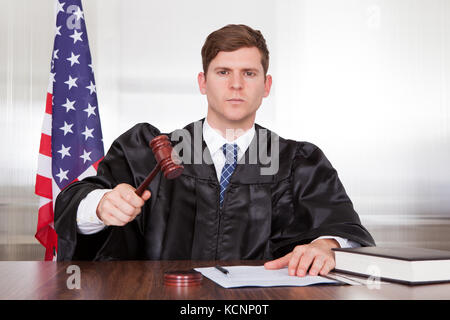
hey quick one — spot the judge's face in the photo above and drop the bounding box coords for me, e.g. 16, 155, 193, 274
198, 47, 272, 130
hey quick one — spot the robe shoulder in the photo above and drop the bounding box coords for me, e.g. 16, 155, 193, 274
109, 122, 161, 151
274, 136, 329, 183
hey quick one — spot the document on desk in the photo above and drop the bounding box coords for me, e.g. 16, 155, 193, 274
194, 266, 340, 288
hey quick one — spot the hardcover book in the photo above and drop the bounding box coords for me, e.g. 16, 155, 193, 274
332, 246, 450, 285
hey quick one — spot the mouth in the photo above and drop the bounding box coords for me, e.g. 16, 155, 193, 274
226, 98, 245, 104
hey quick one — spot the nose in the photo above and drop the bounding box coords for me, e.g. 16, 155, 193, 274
229, 73, 243, 90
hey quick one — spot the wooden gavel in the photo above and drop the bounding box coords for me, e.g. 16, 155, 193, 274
135, 135, 184, 196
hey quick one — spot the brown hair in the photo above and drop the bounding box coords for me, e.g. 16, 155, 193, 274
201, 24, 270, 76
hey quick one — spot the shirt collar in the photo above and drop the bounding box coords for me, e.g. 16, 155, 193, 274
203, 118, 255, 157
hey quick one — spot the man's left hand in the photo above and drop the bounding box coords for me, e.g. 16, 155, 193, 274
264, 239, 340, 277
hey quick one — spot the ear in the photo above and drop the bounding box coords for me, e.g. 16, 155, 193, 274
198, 72, 207, 95
263, 74, 272, 98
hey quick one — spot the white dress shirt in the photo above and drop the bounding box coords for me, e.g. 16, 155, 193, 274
76, 119, 360, 249
202, 119, 255, 181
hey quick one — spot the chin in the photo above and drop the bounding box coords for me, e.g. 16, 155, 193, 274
209, 104, 257, 125
222, 112, 250, 123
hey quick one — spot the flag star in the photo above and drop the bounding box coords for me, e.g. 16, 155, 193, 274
84, 103, 97, 118
55, 25, 62, 36
61, 98, 76, 112
53, 49, 59, 60
81, 126, 94, 140
59, 121, 74, 136
57, 145, 71, 159
66, 52, 80, 67
80, 149, 92, 164
73, 7, 84, 20
55, 168, 69, 183
56, 1, 65, 13
86, 81, 96, 95
88, 63, 93, 72
64, 75, 78, 89
49, 72, 56, 83
69, 29, 83, 44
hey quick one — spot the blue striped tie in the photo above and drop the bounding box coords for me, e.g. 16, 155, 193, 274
219, 143, 238, 207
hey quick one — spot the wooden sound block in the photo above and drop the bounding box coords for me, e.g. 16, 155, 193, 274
164, 270, 203, 287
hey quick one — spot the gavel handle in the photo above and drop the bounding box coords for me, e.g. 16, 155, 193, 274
135, 163, 161, 197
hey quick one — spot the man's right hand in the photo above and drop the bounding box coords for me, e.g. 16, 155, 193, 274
96, 183, 151, 226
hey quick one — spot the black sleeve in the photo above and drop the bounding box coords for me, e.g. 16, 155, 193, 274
272, 142, 375, 257
54, 123, 161, 261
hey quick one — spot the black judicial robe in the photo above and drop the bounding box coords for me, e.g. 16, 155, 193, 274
54, 120, 375, 261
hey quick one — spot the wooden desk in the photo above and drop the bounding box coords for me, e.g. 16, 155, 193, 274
0, 260, 449, 300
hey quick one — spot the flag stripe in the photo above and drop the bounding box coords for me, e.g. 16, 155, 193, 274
39, 133, 52, 157
78, 163, 98, 181
37, 153, 52, 178
39, 196, 52, 207
36, 201, 54, 230
41, 113, 52, 136
45, 92, 53, 115
35, 174, 53, 199
35, 200, 57, 261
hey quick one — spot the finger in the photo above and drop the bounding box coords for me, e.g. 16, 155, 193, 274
288, 247, 304, 276
128, 191, 150, 217
264, 252, 292, 270
121, 189, 146, 208
110, 195, 138, 217
115, 184, 145, 207
296, 250, 315, 277
308, 256, 325, 276
103, 201, 135, 225
319, 259, 336, 276
102, 210, 126, 226
141, 190, 151, 201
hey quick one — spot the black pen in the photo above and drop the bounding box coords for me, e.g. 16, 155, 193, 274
215, 265, 230, 276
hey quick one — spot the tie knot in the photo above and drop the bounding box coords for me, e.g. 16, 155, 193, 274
222, 143, 238, 165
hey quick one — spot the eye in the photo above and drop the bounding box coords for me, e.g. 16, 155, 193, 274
245, 71, 256, 77
218, 70, 229, 75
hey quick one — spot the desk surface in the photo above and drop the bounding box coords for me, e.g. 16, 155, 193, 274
0, 260, 449, 300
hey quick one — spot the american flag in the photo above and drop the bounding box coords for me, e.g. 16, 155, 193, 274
35, 0, 104, 261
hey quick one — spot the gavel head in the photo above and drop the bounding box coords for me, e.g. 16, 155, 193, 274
149, 135, 184, 179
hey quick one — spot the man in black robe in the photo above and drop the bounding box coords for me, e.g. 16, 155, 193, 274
55, 24, 375, 277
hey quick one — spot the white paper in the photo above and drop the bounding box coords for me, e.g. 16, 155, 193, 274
194, 265, 340, 288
